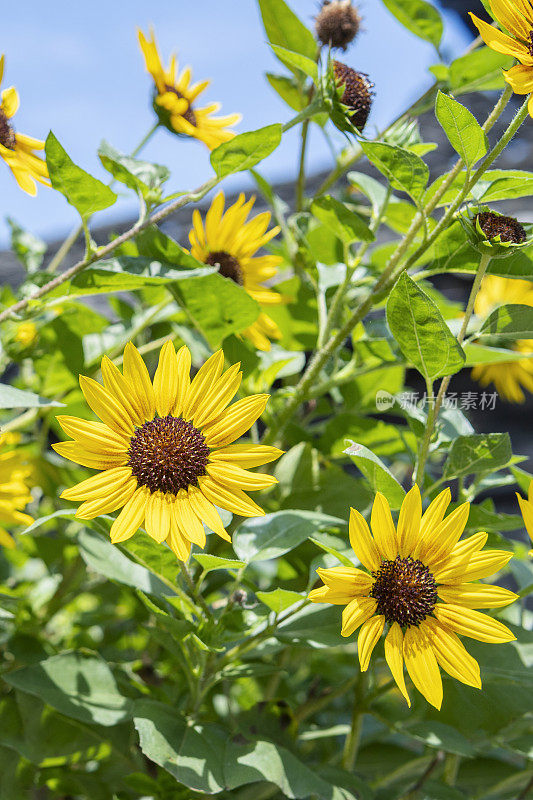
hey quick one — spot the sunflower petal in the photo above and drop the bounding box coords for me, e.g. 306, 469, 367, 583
397, 484, 422, 557
110, 486, 149, 543
384, 623, 410, 706
358, 615, 385, 671
437, 583, 518, 609
434, 603, 516, 643
349, 507, 381, 572
421, 618, 481, 689
371, 493, 397, 560
341, 597, 377, 637
403, 626, 443, 710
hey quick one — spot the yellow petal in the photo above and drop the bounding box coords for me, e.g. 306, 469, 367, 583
100, 356, 144, 426
198, 476, 265, 517
79, 375, 134, 436
202, 394, 269, 447
397, 484, 422, 557
419, 487, 451, 540
61, 467, 134, 501
173, 345, 192, 417
504, 64, 533, 94
75, 477, 137, 519
110, 486, 149, 543
435, 549, 512, 584
433, 603, 516, 643
192, 363, 242, 428
517, 492, 533, 543
358, 615, 385, 671
316, 566, 373, 594
371, 493, 398, 560
341, 597, 377, 637
469, 13, 533, 64
56, 416, 130, 453
167, 513, 192, 561
403, 626, 443, 710
308, 585, 358, 605
437, 583, 518, 609
490, 0, 531, 41
183, 350, 225, 420
206, 461, 277, 491
122, 342, 156, 421
153, 340, 179, 417
208, 443, 283, 468
52, 442, 128, 470
421, 618, 481, 689
384, 622, 410, 706
349, 507, 381, 572
174, 492, 206, 549
187, 485, 230, 541
421, 503, 470, 567
1, 86, 19, 118
144, 491, 171, 543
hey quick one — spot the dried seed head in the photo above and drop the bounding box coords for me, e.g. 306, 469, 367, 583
371, 556, 438, 627
475, 211, 527, 245
127, 415, 209, 494
315, 0, 361, 50
0, 109, 16, 150
333, 61, 373, 131
206, 250, 244, 285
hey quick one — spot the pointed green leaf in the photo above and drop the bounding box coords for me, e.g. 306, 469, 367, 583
435, 91, 487, 168
211, 124, 282, 177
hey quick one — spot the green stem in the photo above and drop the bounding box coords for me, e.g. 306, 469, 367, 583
44, 122, 160, 277
0, 176, 219, 324
261, 87, 518, 448
414, 378, 435, 488
179, 560, 211, 617
296, 118, 310, 211
443, 753, 461, 786
414, 251, 492, 485
342, 673, 367, 770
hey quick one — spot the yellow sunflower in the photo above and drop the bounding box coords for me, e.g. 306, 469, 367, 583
138, 28, 241, 150
189, 192, 285, 351
53, 341, 282, 561
471, 275, 533, 403
516, 479, 533, 556
0, 55, 48, 195
470, 0, 533, 116
0, 434, 34, 548
309, 486, 517, 709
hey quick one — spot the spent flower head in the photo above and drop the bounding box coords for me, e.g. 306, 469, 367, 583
315, 0, 362, 50
458, 205, 530, 258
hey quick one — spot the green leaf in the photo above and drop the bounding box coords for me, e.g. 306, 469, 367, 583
435, 91, 487, 168
309, 536, 355, 568
211, 124, 282, 178
277, 604, 345, 647
387, 272, 465, 381
192, 554, 246, 573
233, 510, 343, 562
344, 440, 406, 509
382, 0, 443, 47
443, 433, 512, 480
98, 140, 170, 200
45, 132, 117, 219
77, 528, 176, 598
49, 256, 215, 297
0, 383, 63, 409
266, 73, 305, 111
258, 0, 317, 61
6, 218, 46, 274
4, 652, 131, 727
311, 196, 375, 244
463, 342, 533, 366
478, 304, 533, 341
134, 700, 357, 798
176, 272, 260, 347
256, 589, 305, 612
270, 45, 318, 82
361, 141, 429, 201
404, 721, 477, 757
448, 47, 513, 94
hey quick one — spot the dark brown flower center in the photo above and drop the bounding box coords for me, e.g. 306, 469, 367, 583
164, 84, 197, 127
127, 415, 209, 494
475, 211, 527, 244
371, 556, 437, 627
529, 30, 533, 57
206, 250, 244, 285
0, 110, 16, 150
315, 0, 361, 50
333, 61, 373, 131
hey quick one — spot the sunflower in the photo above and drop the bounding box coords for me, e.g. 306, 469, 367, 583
189, 192, 285, 351
0, 434, 34, 548
138, 28, 241, 150
309, 486, 517, 709
470, 1, 533, 116
471, 275, 533, 403
0, 56, 48, 195
53, 342, 282, 560
516, 479, 533, 556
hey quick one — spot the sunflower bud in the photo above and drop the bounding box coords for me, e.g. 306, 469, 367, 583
315, 0, 361, 50
458, 205, 530, 259
333, 61, 373, 131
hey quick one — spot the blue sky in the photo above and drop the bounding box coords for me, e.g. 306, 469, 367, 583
0, 0, 471, 248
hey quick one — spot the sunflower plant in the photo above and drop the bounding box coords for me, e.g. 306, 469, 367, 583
1, 1, 533, 799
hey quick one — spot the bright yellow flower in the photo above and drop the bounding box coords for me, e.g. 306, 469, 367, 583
471, 275, 533, 403
309, 486, 517, 709
0, 434, 34, 548
54, 342, 282, 561
14, 322, 38, 347
189, 192, 285, 351
516, 479, 533, 556
0, 56, 48, 195
138, 28, 241, 150
470, 1, 533, 116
